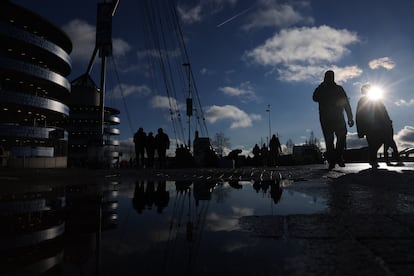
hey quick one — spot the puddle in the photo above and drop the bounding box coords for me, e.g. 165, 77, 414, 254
98, 179, 327, 275
1, 176, 327, 275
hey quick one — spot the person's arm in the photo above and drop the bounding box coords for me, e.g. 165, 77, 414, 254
355, 100, 364, 138
341, 87, 354, 127
345, 98, 354, 126
312, 86, 321, 102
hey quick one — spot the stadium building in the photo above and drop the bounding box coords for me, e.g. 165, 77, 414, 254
0, 1, 72, 168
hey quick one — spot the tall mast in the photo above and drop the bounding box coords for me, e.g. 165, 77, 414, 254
89, 0, 119, 143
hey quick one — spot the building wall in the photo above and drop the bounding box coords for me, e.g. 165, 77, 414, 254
0, 1, 72, 168
68, 75, 120, 168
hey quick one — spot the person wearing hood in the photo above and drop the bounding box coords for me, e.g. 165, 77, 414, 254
313, 70, 354, 170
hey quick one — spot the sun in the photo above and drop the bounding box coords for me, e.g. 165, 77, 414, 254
366, 85, 384, 101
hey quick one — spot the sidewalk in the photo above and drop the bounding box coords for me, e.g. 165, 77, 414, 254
240, 163, 414, 275
1, 163, 413, 275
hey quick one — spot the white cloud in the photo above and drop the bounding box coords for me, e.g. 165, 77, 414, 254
245, 25, 361, 83
277, 64, 363, 83
346, 132, 368, 149
346, 126, 414, 152
242, 1, 313, 30
246, 25, 359, 66
177, 4, 203, 24
219, 81, 258, 102
205, 105, 261, 129
62, 19, 95, 62
109, 83, 151, 99
395, 126, 414, 149
369, 57, 396, 70
113, 38, 131, 57
62, 19, 131, 63
150, 95, 182, 110
394, 99, 414, 106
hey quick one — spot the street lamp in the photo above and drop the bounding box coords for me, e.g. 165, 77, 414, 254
266, 104, 271, 147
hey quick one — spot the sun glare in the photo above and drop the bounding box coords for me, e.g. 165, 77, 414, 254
367, 85, 384, 101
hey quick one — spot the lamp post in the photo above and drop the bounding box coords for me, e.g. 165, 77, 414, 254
266, 104, 271, 147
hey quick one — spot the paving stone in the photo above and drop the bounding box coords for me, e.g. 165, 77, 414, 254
360, 239, 414, 264
341, 214, 414, 239
287, 214, 342, 239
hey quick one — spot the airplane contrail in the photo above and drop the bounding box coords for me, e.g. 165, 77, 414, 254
216, 5, 255, 28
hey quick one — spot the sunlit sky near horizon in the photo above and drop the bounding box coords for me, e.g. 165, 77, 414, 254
14, 0, 414, 156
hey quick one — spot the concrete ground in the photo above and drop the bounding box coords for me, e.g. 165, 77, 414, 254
1, 162, 414, 275
239, 163, 414, 276
126, 162, 414, 275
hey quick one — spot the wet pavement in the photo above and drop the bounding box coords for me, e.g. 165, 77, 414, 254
1, 162, 414, 275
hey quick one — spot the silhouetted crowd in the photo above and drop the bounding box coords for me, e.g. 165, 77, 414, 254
133, 127, 170, 169
251, 134, 282, 166
132, 178, 283, 214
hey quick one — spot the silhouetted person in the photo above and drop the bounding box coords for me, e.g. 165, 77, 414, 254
270, 180, 283, 204
228, 149, 242, 168
261, 144, 268, 166
253, 180, 261, 193
252, 143, 261, 166
154, 180, 169, 213
269, 134, 282, 166
145, 181, 156, 210
146, 132, 156, 168
356, 84, 402, 168
155, 128, 170, 169
133, 127, 146, 168
313, 70, 354, 169
132, 180, 146, 214
384, 135, 403, 166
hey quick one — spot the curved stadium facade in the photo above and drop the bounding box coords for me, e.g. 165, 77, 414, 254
0, 1, 72, 168
68, 74, 120, 168
0, 1, 120, 168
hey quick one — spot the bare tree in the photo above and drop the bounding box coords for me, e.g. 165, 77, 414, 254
212, 132, 230, 157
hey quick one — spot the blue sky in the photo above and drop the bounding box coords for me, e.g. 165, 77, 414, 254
14, 0, 414, 156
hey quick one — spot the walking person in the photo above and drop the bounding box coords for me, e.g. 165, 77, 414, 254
133, 127, 147, 168
269, 134, 282, 166
260, 143, 268, 166
155, 128, 170, 169
146, 132, 156, 168
313, 70, 354, 169
356, 84, 403, 168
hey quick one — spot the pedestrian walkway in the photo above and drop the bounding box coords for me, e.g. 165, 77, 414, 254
240, 163, 414, 275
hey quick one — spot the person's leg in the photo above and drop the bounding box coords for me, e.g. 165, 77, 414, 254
321, 123, 335, 168
159, 149, 166, 168
334, 122, 347, 167
367, 134, 381, 168
140, 148, 145, 168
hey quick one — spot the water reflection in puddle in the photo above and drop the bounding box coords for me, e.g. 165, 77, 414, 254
100, 178, 327, 275
1, 176, 327, 275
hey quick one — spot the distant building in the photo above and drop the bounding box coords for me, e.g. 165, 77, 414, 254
67, 74, 120, 168
0, 1, 72, 168
193, 131, 218, 167
292, 144, 324, 164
